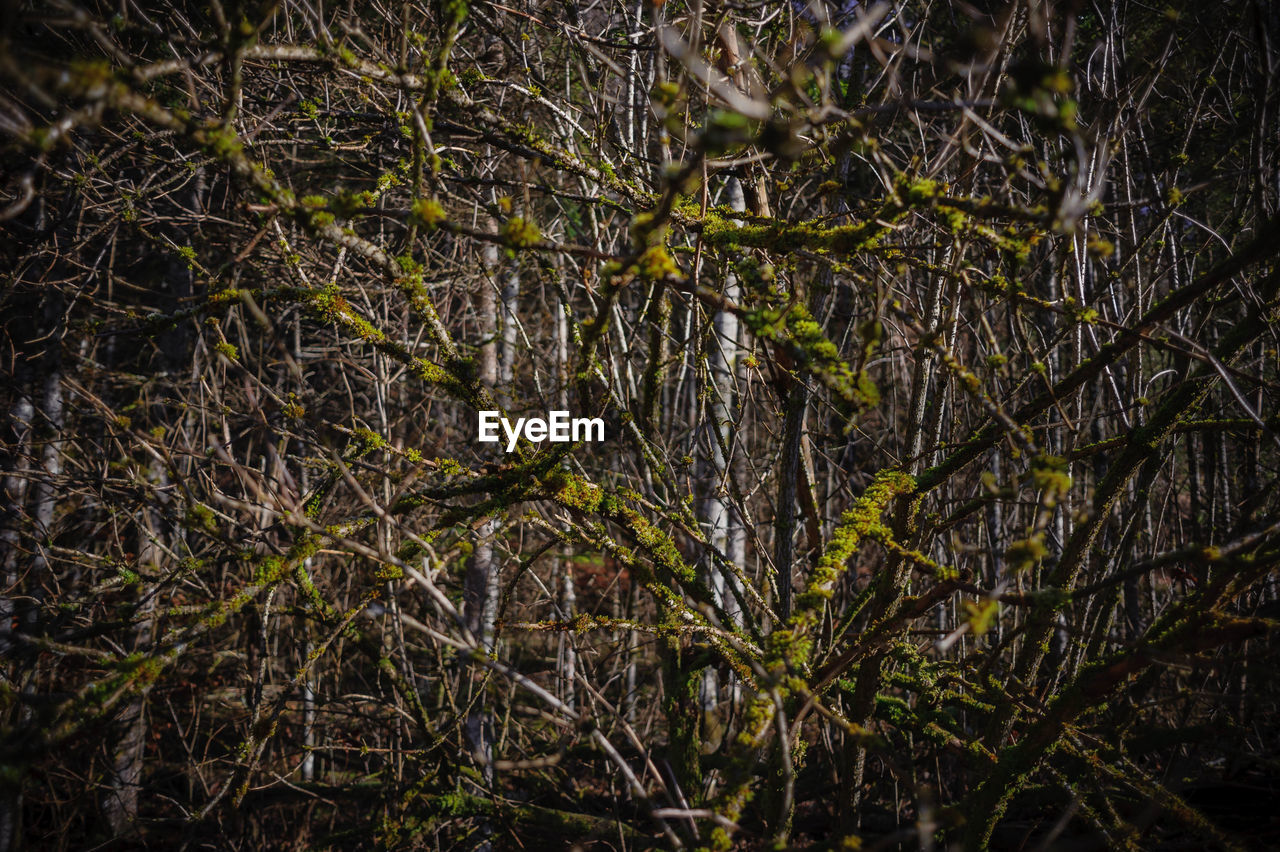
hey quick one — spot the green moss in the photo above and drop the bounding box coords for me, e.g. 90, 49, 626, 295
415, 361, 449, 384
1030, 454, 1072, 498
637, 244, 679, 280
942, 206, 968, 232
186, 503, 219, 534
331, 189, 376, 217
701, 213, 889, 255
205, 125, 244, 159
741, 301, 881, 411
784, 470, 915, 669
501, 216, 541, 248
253, 556, 286, 585
549, 475, 604, 512
410, 197, 447, 228
963, 598, 1000, 637
1086, 237, 1114, 259
1006, 533, 1048, 573
350, 427, 388, 454
901, 176, 940, 205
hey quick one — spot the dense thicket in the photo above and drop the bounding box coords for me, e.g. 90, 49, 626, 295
2, 0, 1279, 849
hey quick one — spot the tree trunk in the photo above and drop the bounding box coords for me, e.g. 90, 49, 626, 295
0, 366, 33, 852
700, 176, 746, 719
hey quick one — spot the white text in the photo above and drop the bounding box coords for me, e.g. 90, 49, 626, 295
477, 410, 604, 452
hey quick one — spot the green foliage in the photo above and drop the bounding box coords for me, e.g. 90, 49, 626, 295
1006, 533, 1048, 573
409, 197, 447, 228
501, 216, 541, 248
637, 244, 679, 279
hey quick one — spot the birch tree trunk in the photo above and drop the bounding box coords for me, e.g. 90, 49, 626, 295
463, 227, 502, 785
16, 293, 64, 848
0, 367, 32, 852
700, 176, 746, 721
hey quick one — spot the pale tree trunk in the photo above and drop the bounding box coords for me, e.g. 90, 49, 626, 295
461, 205, 516, 852
11, 295, 64, 850
464, 222, 511, 655
498, 247, 520, 397
558, 562, 577, 712
300, 549, 317, 783
0, 198, 61, 852
463, 233, 501, 785
29, 332, 61, 633
466, 199, 521, 657
104, 462, 162, 836
0, 366, 33, 852
555, 291, 577, 711
0, 377, 32, 658
296, 313, 317, 784
700, 176, 747, 720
